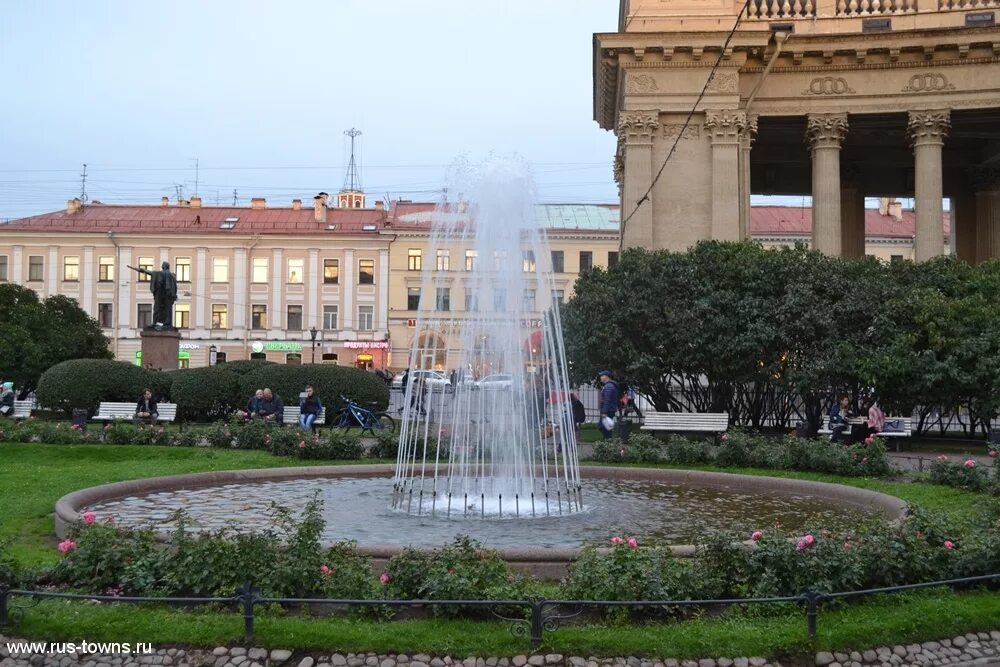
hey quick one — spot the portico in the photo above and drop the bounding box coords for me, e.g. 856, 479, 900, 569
596, 0, 1000, 260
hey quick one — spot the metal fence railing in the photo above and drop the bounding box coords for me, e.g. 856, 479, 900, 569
2, 573, 998, 647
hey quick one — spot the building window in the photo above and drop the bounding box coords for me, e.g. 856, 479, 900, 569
97, 303, 113, 328
408, 249, 422, 271
63, 256, 79, 281
175, 257, 191, 282
212, 257, 229, 282
579, 251, 593, 274
523, 289, 536, 311
465, 250, 477, 271
286, 304, 303, 331
608, 251, 619, 270
28, 256, 43, 281
287, 258, 304, 284
323, 258, 339, 284
358, 259, 374, 285
436, 287, 450, 311
358, 305, 374, 331
251, 304, 268, 330
493, 288, 506, 311
552, 289, 565, 304
252, 257, 268, 283
436, 249, 450, 271
0, 256, 7, 281
891, 254, 904, 264
212, 304, 228, 329
137, 304, 152, 329
551, 250, 564, 274
98, 256, 115, 282
407, 287, 421, 310
137, 256, 153, 281
321, 352, 339, 363
323, 305, 338, 330
522, 251, 536, 273
174, 304, 190, 329
464, 290, 478, 312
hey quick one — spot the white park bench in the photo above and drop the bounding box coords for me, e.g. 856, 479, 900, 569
282, 406, 327, 428
641, 411, 729, 436
92, 401, 177, 424
818, 416, 912, 451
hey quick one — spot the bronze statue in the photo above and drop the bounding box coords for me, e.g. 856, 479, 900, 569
128, 261, 178, 329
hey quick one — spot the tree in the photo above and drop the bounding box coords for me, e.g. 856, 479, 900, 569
0, 284, 111, 392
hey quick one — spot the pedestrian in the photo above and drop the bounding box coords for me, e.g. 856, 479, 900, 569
597, 370, 619, 439
865, 394, 885, 438
571, 392, 586, 431
298, 384, 323, 432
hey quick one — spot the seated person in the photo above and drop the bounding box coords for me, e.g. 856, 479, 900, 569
0, 381, 15, 419
828, 395, 853, 443
866, 396, 886, 438
298, 385, 323, 431
243, 389, 264, 419
135, 388, 159, 424
258, 388, 284, 423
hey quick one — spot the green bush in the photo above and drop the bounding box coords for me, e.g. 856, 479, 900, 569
664, 436, 710, 464
592, 435, 662, 463
36, 359, 161, 415
238, 364, 389, 415
366, 430, 400, 459
929, 456, 993, 493
170, 366, 243, 421
219, 359, 276, 376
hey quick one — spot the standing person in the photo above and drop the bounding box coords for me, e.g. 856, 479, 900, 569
299, 384, 323, 432
865, 395, 885, 438
828, 395, 853, 443
598, 370, 619, 440
0, 381, 15, 419
259, 388, 284, 423
134, 388, 159, 424
571, 392, 586, 431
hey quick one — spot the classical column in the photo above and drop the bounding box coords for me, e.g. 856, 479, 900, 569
738, 114, 758, 241
617, 110, 659, 248
806, 113, 849, 256
972, 167, 1000, 263
840, 164, 866, 258
951, 192, 977, 263
907, 110, 950, 262
705, 109, 746, 241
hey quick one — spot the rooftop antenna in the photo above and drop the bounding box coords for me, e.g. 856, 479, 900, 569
232, 189, 239, 206
343, 128, 362, 192
79, 163, 89, 203
174, 184, 184, 201
191, 158, 199, 196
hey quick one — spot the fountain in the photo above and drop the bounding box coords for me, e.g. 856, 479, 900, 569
392, 157, 583, 518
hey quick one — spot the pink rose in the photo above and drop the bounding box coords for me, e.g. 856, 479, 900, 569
610, 536, 623, 546
796, 534, 816, 551
751, 530, 763, 541
57, 539, 77, 554
820, 529, 831, 538
720, 433, 729, 441
82, 512, 96, 525
299, 441, 306, 449
843, 541, 851, 550
937, 455, 948, 461
989, 449, 998, 458
864, 436, 874, 445
626, 537, 638, 550
379, 573, 390, 585
320, 564, 330, 575
964, 459, 976, 469
943, 540, 955, 550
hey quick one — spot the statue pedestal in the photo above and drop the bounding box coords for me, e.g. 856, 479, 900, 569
140, 329, 181, 371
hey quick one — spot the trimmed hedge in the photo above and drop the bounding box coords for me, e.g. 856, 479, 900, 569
170, 366, 243, 421
218, 359, 275, 376
237, 364, 389, 413
35, 360, 163, 415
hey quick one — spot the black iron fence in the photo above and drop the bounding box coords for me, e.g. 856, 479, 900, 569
2, 573, 998, 647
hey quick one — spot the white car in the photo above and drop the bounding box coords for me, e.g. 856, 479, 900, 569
476, 374, 513, 391
392, 370, 453, 392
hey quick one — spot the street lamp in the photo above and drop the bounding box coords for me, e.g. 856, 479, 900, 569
309, 326, 318, 364
209, 344, 218, 366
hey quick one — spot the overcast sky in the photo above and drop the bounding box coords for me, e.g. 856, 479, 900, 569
0, 1, 622, 219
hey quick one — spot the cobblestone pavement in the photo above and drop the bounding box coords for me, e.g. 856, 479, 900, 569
3, 632, 1000, 667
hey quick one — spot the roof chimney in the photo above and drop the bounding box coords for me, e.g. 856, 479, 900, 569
190, 196, 202, 208
251, 197, 266, 210
66, 198, 83, 214
374, 200, 384, 212
161, 196, 170, 206
178, 199, 190, 208
888, 200, 902, 222
292, 199, 302, 210
314, 192, 328, 223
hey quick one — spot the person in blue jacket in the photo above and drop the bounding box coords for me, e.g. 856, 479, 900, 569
299, 384, 323, 432
598, 370, 619, 439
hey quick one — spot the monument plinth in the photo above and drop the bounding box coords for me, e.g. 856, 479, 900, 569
140, 329, 180, 371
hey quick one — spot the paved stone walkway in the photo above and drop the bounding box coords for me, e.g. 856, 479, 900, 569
3, 632, 1000, 667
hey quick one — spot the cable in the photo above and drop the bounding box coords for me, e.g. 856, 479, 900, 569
620, 0, 753, 235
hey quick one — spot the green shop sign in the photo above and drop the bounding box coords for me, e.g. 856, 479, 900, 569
251, 342, 303, 353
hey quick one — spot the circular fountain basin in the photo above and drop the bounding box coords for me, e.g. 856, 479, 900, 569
56, 465, 907, 578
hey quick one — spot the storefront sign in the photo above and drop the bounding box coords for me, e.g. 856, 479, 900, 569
251, 342, 265, 354
134, 350, 189, 365
343, 341, 390, 350
262, 342, 303, 352
179, 343, 201, 350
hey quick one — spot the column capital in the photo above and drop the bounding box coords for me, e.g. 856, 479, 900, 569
970, 166, 1000, 192
739, 113, 759, 149
617, 110, 660, 143
704, 109, 747, 143
806, 113, 849, 151
907, 109, 950, 147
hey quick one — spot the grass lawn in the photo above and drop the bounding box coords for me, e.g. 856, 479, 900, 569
1, 441, 996, 656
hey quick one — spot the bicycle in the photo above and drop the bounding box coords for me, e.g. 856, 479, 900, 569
333, 395, 396, 434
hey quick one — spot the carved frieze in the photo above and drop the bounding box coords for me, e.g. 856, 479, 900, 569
705, 72, 738, 93
704, 109, 747, 142
907, 110, 951, 146
662, 124, 701, 141
625, 73, 660, 94
617, 110, 660, 143
803, 76, 856, 96
902, 72, 956, 93
805, 113, 849, 150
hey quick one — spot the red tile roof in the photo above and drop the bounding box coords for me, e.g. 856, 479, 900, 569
749, 206, 951, 238
0, 204, 387, 235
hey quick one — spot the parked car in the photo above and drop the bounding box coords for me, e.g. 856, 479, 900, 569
391, 370, 453, 392
476, 374, 513, 391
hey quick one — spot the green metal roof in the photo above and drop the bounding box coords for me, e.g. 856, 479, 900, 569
536, 204, 620, 231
